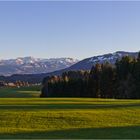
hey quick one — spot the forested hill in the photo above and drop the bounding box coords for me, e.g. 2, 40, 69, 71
41, 52, 140, 99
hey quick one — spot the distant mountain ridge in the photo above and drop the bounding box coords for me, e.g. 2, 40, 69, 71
0, 57, 78, 76
0, 51, 139, 83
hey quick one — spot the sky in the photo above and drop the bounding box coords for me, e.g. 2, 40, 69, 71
0, 1, 140, 60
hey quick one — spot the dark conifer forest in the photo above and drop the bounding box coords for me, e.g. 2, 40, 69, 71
41, 52, 140, 99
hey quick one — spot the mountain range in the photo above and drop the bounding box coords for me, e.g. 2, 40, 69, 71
0, 51, 138, 83
0, 57, 78, 76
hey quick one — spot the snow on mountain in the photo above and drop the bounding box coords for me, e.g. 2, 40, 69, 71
88, 51, 137, 64
67, 51, 138, 71
0, 57, 79, 76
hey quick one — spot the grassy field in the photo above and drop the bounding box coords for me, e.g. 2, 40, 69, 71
0, 86, 41, 98
0, 98, 139, 139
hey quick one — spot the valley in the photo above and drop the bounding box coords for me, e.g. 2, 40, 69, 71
1, 0, 140, 139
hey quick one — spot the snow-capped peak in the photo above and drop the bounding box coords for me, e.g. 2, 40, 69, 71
88, 51, 138, 64
0, 57, 79, 76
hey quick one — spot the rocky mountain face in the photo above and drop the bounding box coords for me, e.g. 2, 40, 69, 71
0, 57, 78, 76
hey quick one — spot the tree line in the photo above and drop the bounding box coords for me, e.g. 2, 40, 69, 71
41, 52, 140, 99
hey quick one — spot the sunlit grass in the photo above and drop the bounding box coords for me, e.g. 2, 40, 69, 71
0, 98, 139, 139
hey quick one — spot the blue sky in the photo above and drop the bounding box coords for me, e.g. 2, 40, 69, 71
0, 1, 140, 60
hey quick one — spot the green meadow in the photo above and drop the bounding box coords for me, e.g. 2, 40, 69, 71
0, 97, 139, 139
0, 86, 41, 98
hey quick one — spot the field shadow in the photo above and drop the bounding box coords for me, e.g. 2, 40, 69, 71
0, 126, 140, 139
0, 103, 139, 110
